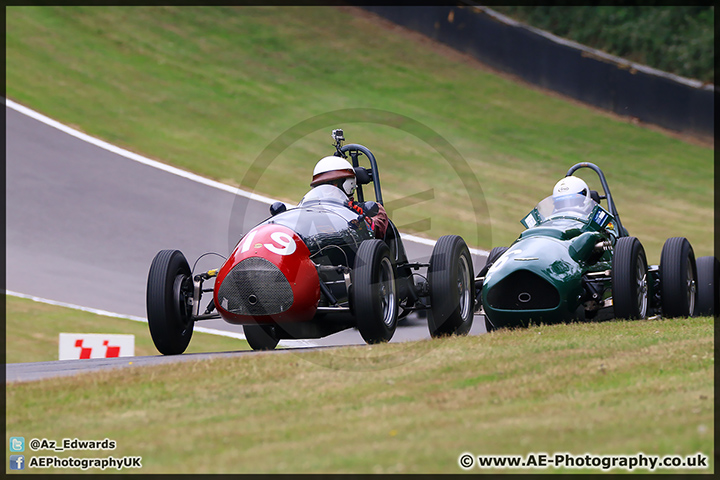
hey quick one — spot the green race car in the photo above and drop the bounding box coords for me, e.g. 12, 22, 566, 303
476, 162, 716, 331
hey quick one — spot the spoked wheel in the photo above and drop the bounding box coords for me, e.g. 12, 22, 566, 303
428, 235, 475, 337
353, 240, 398, 344
612, 237, 649, 320
146, 250, 195, 355
695, 256, 718, 316
244, 324, 280, 351
660, 237, 697, 318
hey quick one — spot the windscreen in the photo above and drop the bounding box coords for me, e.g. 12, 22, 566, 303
298, 185, 349, 207
534, 194, 598, 222
261, 199, 370, 258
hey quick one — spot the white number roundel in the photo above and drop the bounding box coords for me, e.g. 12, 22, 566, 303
239, 228, 297, 256
264, 231, 296, 256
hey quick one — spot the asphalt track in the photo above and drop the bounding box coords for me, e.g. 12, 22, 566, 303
5, 102, 489, 382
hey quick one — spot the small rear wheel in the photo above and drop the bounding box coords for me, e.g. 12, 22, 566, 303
354, 240, 398, 344
244, 324, 279, 351
660, 237, 697, 318
428, 235, 475, 337
475, 247, 508, 315
484, 316, 496, 333
146, 250, 195, 355
612, 237, 649, 320
695, 256, 718, 316
477, 246, 509, 278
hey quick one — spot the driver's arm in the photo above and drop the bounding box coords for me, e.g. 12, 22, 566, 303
347, 200, 389, 238
370, 203, 389, 238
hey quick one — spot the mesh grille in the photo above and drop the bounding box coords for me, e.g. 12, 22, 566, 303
218, 257, 294, 316
487, 270, 560, 310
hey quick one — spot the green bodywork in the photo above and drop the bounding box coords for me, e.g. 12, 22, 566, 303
482, 200, 619, 328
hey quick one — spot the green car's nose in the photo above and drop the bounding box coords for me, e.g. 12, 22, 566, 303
481, 235, 586, 329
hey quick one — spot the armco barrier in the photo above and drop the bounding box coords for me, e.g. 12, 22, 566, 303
360, 5, 714, 139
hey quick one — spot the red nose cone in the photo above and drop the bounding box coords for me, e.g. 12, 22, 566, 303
214, 224, 320, 324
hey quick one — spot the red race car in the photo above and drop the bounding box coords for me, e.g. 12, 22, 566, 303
146, 129, 475, 354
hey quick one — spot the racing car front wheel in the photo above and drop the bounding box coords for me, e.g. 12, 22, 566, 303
612, 237, 649, 320
695, 256, 718, 316
353, 240, 398, 344
428, 235, 475, 337
660, 237, 697, 318
244, 324, 280, 351
146, 249, 195, 355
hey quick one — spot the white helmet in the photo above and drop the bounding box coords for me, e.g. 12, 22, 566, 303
310, 156, 357, 196
552, 176, 589, 198
551, 175, 592, 213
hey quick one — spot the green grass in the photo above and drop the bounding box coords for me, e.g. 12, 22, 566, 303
5, 6, 714, 260
5, 295, 248, 363
6, 316, 713, 474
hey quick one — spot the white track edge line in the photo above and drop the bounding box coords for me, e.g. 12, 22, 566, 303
5, 98, 489, 256
5, 290, 318, 347
5, 98, 276, 205
5, 290, 247, 341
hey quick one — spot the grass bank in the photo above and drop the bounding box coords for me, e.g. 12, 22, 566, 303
5, 316, 713, 473
5, 6, 714, 259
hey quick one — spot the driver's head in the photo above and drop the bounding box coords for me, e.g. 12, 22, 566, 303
551, 175, 591, 212
552, 175, 589, 198
311, 156, 357, 196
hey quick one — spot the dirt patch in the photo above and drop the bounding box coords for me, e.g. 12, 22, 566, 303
341, 6, 713, 149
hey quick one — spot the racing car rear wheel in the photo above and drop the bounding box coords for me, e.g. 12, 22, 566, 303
612, 237, 648, 320
428, 235, 475, 337
660, 237, 697, 318
147, 249, 194, 355
244, 324, 279, 351
353, 240, 398, 344
695, 256, 718, 316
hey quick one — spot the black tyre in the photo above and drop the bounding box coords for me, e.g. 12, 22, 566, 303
353, 240, 398, 344
612, 237, 649, 320
146, 250, 194, 355
695, 256, 718, 316
660, 237, 697, 318
477, 246, 509, 278
428, 235, 475, 337
244, 324, 279, 351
